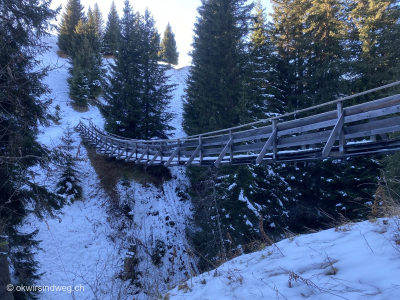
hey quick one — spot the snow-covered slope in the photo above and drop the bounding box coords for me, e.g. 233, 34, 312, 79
27, 35, 193, 299
29, 35, 400, 300
165, 218, 400, 300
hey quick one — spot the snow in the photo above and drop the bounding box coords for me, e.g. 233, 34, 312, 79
26, 35, 193, 299
165, 218, 400, 300
23, 34, 400, 300
238, 190, 259, 217
166, 66, 190, 139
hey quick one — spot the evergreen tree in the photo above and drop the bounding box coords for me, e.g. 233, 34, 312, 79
302, 0, 349, 107
139, 9, 175, 139
103, 0, 141, 137
90, 3, 104, 39
183, 0, 254, 136
103, 0, 121, 55
268, 0, 311, 112
0, 1, 64, 299
68, 16, 104, 106
57, 0, 85, 55
349, 0, 400, 99
184, 0, 263, 271
158, 23, 179, 65
103, 2, 174, 139
264, 0, 382, 233
247, 0, 281, 120
56, 124, 82, 202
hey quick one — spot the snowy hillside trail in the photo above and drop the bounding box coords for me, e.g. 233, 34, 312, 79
165, 218, 400, 300
26, 35, 193, 299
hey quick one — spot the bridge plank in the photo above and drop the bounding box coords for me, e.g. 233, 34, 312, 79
344, 116, 400, 139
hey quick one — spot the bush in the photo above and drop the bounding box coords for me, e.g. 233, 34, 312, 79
151, 239, 166, 266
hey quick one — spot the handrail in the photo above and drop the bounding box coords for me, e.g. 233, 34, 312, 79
183, 80, 400, 139
76, 82, 400, 166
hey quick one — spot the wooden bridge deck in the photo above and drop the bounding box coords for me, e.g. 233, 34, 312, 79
76, 85, 400, 167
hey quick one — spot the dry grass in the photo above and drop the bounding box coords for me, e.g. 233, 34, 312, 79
84, 141, 171, 199
56, 50, 69, 58
103, 54, 115, 59
70, 102, 89, 112
373, 178, 400, 249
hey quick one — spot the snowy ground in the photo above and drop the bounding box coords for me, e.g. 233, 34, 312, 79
165, 218, 400, 300
25, 35, 193, 299
26, 35, 400, 300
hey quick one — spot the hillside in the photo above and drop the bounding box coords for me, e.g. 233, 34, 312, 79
165, 218, 400, 299
27, 35, 193, 300
24, 35, 400, 300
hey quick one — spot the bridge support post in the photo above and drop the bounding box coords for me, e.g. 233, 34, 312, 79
255, 119, 278, 164
272, 119, 277, 160
322, 102, 345, 157
337, 102, 345, 155
199, 135, 203, 165
177, 139, 181, 164
229, 130, 233, 163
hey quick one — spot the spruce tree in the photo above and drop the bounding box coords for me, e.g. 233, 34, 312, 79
57, 0, 85, 55
183, 0, 254, 136
265, 0, 383, 233
103, 0, 121, 55
56, 124, 82, 202
90, 3, 104, 39
183, 0, 261, 271
0, 1, 64, 299
68, 15, 103, 106
139, 9, 175, 139
349, 0, 400, 99
302, 0, 349, 107
268, 0, 311, 112
103, 2, 174, 139
247, 0, 281, 120
158, 23, 179, 65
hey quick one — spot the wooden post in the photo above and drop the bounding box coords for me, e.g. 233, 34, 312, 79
199, 135, 203, 165
177, 139, 181, 164
229, 130, 233, 163
337, 102, 345, 155
272, 119, 277, 160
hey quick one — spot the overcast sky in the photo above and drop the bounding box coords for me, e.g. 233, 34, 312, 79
50, 0, 272, 67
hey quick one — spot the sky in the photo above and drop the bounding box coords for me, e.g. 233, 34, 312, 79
50, 0, 273, 67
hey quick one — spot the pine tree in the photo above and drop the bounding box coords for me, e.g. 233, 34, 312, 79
56, 124, 82, 202
247, 0, 282, 120
57, 0, 85, 55
68, 15, 104, 106
265, 0, 383, 234
183, 0, 254, 136
103, 0, 121, 55
103, 2, 174, 139
103, 1, 143, 137
90, 3, 104, 39
0, 1, 64, 299
268, 0, 311, 112
158, 23, 179, 65
349, 0, 400, 99
302, 0, 349, 107
138, 9, 175, 139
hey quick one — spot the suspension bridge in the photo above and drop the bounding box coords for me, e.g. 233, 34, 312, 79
76, 82, 400, 167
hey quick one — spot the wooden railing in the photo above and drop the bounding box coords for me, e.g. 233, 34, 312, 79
76, 83, 400, 167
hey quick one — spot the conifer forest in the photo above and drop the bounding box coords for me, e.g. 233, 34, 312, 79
1, 0, 400, 299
